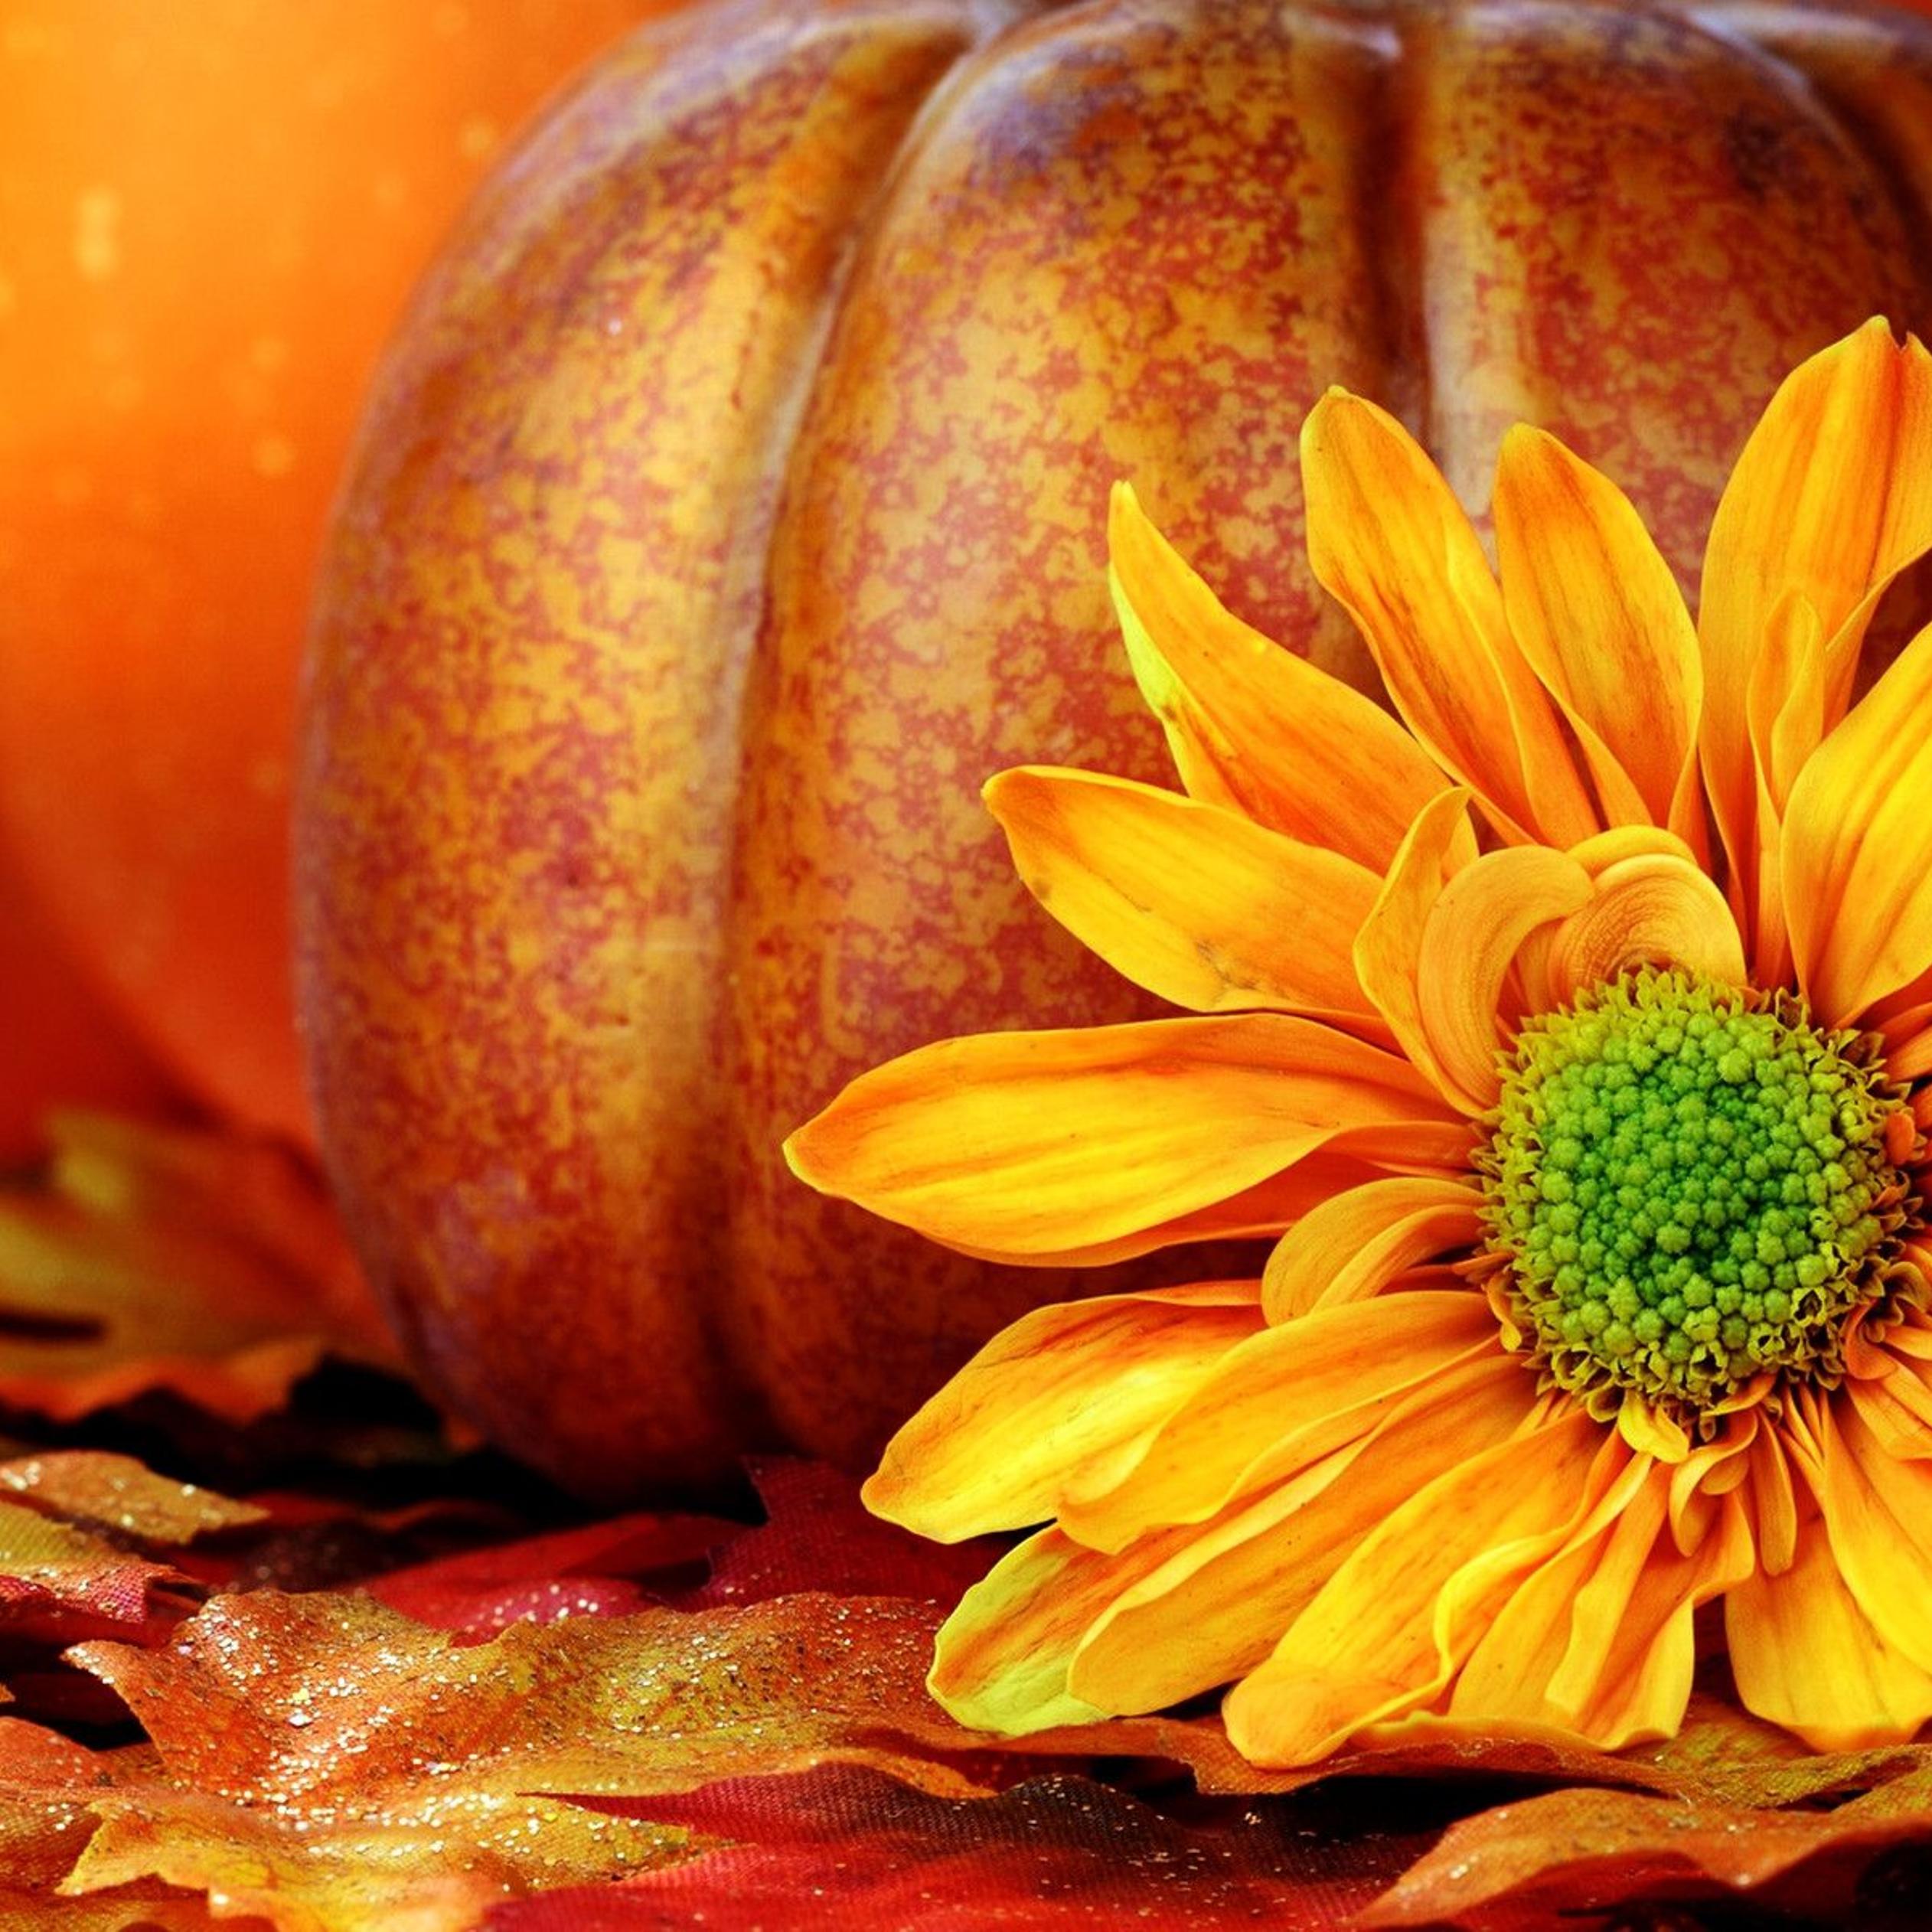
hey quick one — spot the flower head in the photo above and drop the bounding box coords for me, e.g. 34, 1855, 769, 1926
785, 318, 1932, 1765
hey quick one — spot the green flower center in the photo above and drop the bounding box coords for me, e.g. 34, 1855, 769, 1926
1480, 968, 1911, 1417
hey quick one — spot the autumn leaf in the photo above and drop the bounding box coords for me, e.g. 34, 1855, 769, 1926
59, 1588, 1045, 1932
8, 1427, 1932, 1927
0, 1450, 261, 1654
489, 1765, 1430, 1930
0, 1715, 256, 1930
0, 1113, 392, 1425
364, 1507, 739, 1637
1357, 1767, 1932, 1929
669, 1457, 1006, 1611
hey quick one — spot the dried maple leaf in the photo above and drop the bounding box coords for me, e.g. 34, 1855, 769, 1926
0, 1114, 392, 1425
0, 1451, 261, 1653
1357, 1768, 1932, 1929
59, 1589, 1051, 1931
51, 1574, 1713, 1929
0, 1715, 254, 1930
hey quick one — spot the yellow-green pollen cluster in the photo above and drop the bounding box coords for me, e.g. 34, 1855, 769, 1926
1480, 968, 1909, 1416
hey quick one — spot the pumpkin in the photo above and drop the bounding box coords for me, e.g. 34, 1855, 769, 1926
0, 0, 669, 1143
295, 0, 1932, 1500
0, 844, 174, 1165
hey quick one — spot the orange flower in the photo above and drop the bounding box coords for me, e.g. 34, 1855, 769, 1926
785, 319, 1932, 1766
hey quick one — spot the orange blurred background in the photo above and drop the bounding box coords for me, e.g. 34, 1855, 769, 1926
0, 0, 662, 1161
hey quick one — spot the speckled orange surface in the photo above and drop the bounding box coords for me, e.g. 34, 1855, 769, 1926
295, 0, 1932, 1496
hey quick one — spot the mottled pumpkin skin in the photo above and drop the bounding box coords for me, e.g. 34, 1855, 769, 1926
298, 0, 1932, 1498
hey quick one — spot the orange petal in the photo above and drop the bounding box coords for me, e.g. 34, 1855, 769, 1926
1812, 1391, 1932, 1677
1746, 593, 1829, 821
784, 1015, 1455, 1262
1353, 788, 1478, 1109
1107, 483, 1447, 873
1539, 853, 1746, 1011
1782, 618, 1932, 1024
1301, 391, 1597, 849
1493, 424, 1703, 846
863, 1282, 1265, 1542
1452, 1463, 1751, 1748
1417, 847, 1593, 1113
927, 1526, 1171, 1735
1738, 592, 1827, 986
1848, 1353, 1932, 1464
1882, 1018, 1932, 1086
1261, 1176, 1482, 1322
1881, 1301, 1932, 1364
1728, 1487, 1932, 1752
1746, 1423, 1798, 1577
1514, 829, 1709, 1012
1700, 321, 1932, 920
1005, 1152, 1436, 1270
1066, 1349, 1534, 1714
1222, 1408, 1611, 1766
1565, 825, 1702, 880
984, 767, 1383, 1030
1056, 1289, 1501, 1554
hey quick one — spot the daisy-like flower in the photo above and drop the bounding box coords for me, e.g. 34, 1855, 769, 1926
784, 319, 1932, 1766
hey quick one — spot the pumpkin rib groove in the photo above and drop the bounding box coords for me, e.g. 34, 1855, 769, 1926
1341, 4, 1428, 441
1707, 2, 1932, 312
713, 0, 1415, 1464
1408, 0, 1929, 569
297, 0, 1010, 1500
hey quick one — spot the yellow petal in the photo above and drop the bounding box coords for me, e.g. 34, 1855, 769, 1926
1066, 1349, 1534, 1714
1261, 1176, 1482, 1322
1728, 1489, 1932, 1753
1066, 1447, 1362, 1714
1452, 1464, 1751, 1749
1056, 1289, 1500, 1554
1301, 390, 1597, 849
1493, 424, 1704, 846
984, 767, 1384, 1030
784, 1015, 1455, 1262
1539, 853, 1746, 1011
1747, 1424, 1798, 1578
1882, 1015, 1932, 1086
1741, 592, 1827, 985
863, 1282, 1265, 1542
1746, 592, 1827, 825
1812, 1390, 1932, 1677
1700, 321, 1932, 910
1001, 1152, 1438, 1271
1565, 825, 1703, 880
1108, 483, 1445, 873
1222, 1408, 1611, 1767
1353, 788, 1479, 1109
1782, 618, 1932, 1024
1416, 847, 1593, 1113
1848, 1356, 1932, 1465
927, 1526, 1163, 1735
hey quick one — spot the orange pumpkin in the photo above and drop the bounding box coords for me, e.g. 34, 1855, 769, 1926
0, 843, 174, 1165
296, 0, 1932, 1499
0, 0, 670, 1144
